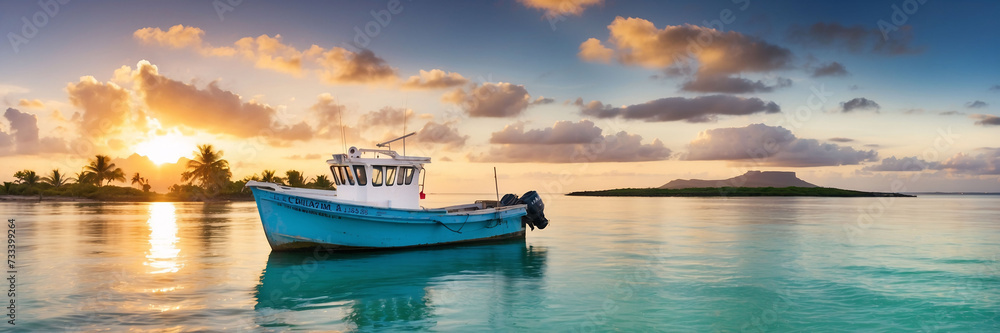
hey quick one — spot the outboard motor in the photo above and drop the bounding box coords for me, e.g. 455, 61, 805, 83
519, 191, 548, 230
499, 193, 520, 207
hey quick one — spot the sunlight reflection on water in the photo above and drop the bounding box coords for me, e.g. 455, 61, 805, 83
145, 202, 183, 274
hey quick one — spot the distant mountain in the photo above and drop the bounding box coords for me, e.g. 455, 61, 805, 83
660, 171, 817, 189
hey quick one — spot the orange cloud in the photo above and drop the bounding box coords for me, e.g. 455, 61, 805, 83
133, 24, 397, 84
401, 69, 468, 90
133, 61, 312, 141
66, 76, 134, 138
17, 99, 44, 109
517, 0, 603, 17
443, 82, 533, 118
582, 17, 792, 76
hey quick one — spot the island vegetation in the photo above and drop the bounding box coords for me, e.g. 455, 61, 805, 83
567, 187, 915, 197
1, 144, 335, 202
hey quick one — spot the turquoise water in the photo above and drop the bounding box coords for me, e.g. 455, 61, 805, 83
3, 194, 999, 331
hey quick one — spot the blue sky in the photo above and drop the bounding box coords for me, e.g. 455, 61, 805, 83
1, 0, 998, 192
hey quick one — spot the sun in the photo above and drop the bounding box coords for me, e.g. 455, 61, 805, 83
135, 133, 193, 165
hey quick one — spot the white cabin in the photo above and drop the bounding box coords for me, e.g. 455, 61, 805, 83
326, 146, 428, 209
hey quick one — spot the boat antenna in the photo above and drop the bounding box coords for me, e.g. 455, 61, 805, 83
402, 103, 407, 156
339, 102, 347, 153
377, 132, 416, 148
493, 167, 500, 206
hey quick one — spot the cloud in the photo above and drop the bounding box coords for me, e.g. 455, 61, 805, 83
1, 108, 69, 155
490, 120, 604, 144
787, 22, 921, 55
902, 108, 924, 115
359, 106, 414, 128
413, 121, 468, 150
972, 114, 1000, 126
66, 76, 134, 138
811, 62, 848, 77
840, 97, 880, 112
134, 61, 312, 141
517, 0, 603, 17
579, 38, 614, 63
316, 48, 397, 84
684, 123, 878, 167
937, 148, 1000, 175
531, 96, 555, 105
443, 82, 532, 118
828, 137, 854, 143
134, 24, 397, 84
17, 99, 44, 109
582, 17, 793, 76
991, 85, 1000, 92
471, 121, 671, 163
966, 100, 989, 109
401, 69, 468, 90
862, 156, 937, 172
939, 110, 964, 116
307, 94, 365, 142
680, 75, 791, 94
576, 95, 780, 123
287, 153, 323, 160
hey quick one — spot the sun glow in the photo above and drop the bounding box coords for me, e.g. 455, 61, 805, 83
135, 133, 193, 165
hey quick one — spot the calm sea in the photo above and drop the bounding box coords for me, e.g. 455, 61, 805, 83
2, 194, 999, 332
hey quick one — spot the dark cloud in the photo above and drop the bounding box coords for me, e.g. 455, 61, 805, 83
862, 156, 937, 172
490, 120, 604, 144
576, 95, 780, 123
966, 100, 989, 109
318, 48, 397, 84
684, 123, 878, 167
991, 85, 1000, 92
442, 83, 532, 118
413, 121, 468, 150
531, 96, 555, 105
972, 114, 1000, 126
581, 17, 793, 76
787, 22, 921, 55
2, 108, 69, 155
828, 137, 854, 143
903, 108, 924, 115
680, 76, 791, 94
471, 125, 671, 163
811, 62, 849, 77
135, 61, 312, 141
841, 97, 880, 113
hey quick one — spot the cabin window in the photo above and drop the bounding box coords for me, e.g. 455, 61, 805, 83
385, 167, 396, 186
402, 167, 415, 185
353, 165, 367, 186
329, 166, 342, 185
341, 166, 355, 185
396, 167, 406, 185
372, 166, 384, 186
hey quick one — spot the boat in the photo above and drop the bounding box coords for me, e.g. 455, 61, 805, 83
245, 133, 549, 251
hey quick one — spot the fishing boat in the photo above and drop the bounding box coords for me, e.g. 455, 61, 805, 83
245, 133, 548, 251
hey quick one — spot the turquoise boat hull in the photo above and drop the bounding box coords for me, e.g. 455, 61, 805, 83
249, 187, 528, 251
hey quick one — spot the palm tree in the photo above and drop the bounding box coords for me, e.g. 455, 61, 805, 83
84, 155, 126, 186
285, 170, 305, 187
14, 170, 40, 186
75, 171, 98, 186
260, 169, 283, 184
181, 144, 232, 193
311, 175, 334, 190
131, 173, 151, 192
42, 169, 72, 188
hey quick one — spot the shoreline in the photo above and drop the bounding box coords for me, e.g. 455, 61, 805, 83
0, 194, 254, 203
567, 187, 916, 198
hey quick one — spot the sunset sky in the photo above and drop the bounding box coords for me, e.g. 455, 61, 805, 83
1, 0, 998, 193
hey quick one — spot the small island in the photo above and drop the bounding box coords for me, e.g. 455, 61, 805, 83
568, 171, 915, 198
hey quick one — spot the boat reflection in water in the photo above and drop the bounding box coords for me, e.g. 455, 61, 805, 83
253, 240, 547, 331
